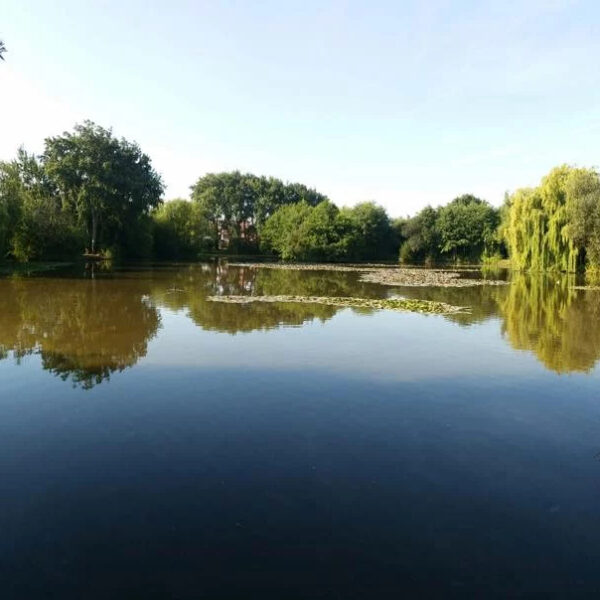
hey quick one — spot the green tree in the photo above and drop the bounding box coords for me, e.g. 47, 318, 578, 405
0, 158, 24, 257
153, 198, 212, 258
399, 206, 440, 263
564, 169, 600, 275
191, 171, 328, 252
261, 200, 355, 261
0, 149, 82, 261
44, 121, 164, 255
341, 202, 397, 260
503, 165, 594, 272
191, 171, 256, 252
436, 194, 499, 262
260, 201, 315, 259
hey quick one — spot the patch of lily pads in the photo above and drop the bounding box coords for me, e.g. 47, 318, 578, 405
227, 262, 507, 288
207, 294, 466, 314
359, 268, 508, 288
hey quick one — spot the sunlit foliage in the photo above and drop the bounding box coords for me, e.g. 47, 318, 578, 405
398, 196, 499, 264
45, 121, 164, 255
503, 166, 600, 272
0, 122, 163, 260
191, 171, 328, 252
260, 200, 397, 261
152, 199, 212, 258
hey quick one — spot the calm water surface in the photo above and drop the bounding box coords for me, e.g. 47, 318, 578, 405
2, 262, 600, 598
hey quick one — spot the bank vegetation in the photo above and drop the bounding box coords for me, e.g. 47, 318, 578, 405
1, 121, 600, 276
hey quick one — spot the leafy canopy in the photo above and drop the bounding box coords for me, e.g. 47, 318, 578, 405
44, 121, 164, 253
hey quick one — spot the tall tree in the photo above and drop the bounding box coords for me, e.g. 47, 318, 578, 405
565, 169, 600, 274
503, 166, 594, 272
260, 200, 395, 262
0, 149, 82, 261
341, 201, 397, 260
153, 199, 212, 258
191, 171, 328, 251
0, 40, 6, 61
44, 121, 164, 254
399, 206, 440, 263
436, 195, 499, 262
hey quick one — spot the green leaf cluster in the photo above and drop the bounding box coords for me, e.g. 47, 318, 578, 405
398, 195, 500, 264
0, 121, 164, 261
503, 165, 600, 273
260, 200, 397, 261
152, 199, 212, 258
191, 171, 328, 252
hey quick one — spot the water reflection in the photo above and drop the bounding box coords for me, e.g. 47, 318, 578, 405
150, 263, 341, 333
1, 262, 600, 385
500, 275, 600, 373
0, 277, 161, 388
397, 282, 506, 327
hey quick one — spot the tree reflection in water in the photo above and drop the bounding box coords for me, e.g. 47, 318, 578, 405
0, 277, 161, 388
151, 263, 341, 334
400, 270, 600, 373
1, 262, 600, 386
499, 274, 600, 373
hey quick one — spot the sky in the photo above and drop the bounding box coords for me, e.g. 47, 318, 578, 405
1, 0, 599, 216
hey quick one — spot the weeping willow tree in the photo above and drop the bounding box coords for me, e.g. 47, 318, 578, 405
564, 169, 600, 280
503, 166, 599, 272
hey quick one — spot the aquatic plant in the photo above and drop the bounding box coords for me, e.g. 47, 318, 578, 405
228, 262, 507, 287
207, 294, 465, 314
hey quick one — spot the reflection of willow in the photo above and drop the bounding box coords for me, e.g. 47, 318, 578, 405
500, 275, 600, 373
0, 278, 161, 388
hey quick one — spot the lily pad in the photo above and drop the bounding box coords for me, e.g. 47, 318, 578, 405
207, 295, 466, 314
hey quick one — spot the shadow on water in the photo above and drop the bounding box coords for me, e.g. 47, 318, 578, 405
1, 261, 600, 385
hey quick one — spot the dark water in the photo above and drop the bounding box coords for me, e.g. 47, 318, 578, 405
2, 262, 600, 599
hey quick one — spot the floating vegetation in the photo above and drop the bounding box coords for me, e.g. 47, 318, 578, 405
359, 268, 509, 288
207, 295, 466, 314
227, 262, 374, 272
228, 262, 508, 287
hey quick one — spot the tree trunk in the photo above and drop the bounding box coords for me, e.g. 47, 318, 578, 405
213, 220, 219, 251
91, 210, 98, 254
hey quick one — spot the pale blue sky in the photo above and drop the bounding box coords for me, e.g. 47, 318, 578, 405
1, 0, 599, 215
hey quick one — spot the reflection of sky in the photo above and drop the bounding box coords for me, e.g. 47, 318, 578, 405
142, 307, 600, 382
4, 299, 600, 597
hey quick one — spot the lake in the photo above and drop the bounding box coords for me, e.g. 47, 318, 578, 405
2, 261, 600, 598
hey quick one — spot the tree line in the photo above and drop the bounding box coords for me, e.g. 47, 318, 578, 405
0, 121, 399, 262
0, 122, 163, 261
1, 120, 600, 272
